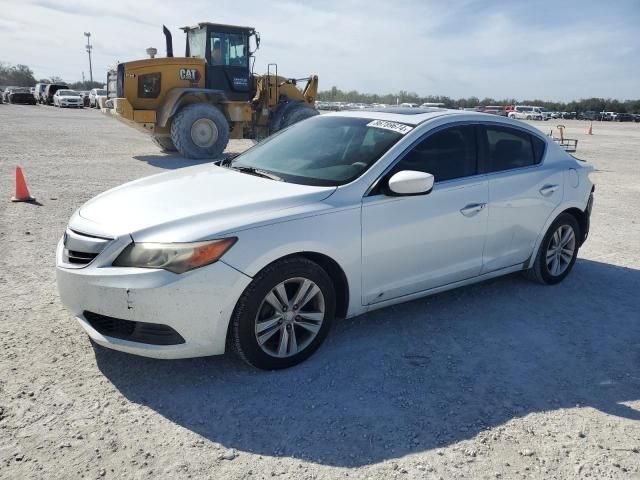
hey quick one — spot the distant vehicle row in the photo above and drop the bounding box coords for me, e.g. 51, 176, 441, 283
314, 101, 640, 122
0, 83, 109, 108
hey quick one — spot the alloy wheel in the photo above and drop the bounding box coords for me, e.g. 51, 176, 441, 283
254, 277, 325, 358
546, 225, 576, 276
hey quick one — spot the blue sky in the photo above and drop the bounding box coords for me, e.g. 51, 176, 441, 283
0, 0, 638, 100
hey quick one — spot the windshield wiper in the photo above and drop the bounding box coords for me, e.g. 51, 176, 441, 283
228, 164, 283, 182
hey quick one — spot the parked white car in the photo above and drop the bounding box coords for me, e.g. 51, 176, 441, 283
508, 105, 543, 121
56, 110, 594, 369
89, 88, 107, 108
53, 90, 84, 108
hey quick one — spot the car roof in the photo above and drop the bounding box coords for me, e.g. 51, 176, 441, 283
323, 108, 549, 138
324, 107, 466, 125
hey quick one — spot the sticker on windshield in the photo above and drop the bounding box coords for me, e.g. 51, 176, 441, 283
367, 120, 413, 135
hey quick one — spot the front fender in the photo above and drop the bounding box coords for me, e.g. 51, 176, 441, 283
222, 207, 364, 317
158, 88, 228, 127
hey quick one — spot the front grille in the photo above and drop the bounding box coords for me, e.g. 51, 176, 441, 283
83, 311, 186, 345
62, 229, 112, 267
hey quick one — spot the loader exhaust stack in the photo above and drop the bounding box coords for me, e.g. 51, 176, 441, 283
163, 25, 173, 57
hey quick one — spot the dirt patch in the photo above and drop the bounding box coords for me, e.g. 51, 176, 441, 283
1, 106, 639, 479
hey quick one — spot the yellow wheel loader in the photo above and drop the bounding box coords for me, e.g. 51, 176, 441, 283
106, 22, 319, 159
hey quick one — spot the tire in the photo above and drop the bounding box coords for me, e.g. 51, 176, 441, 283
151, 135, 177, 152
170, 103, 230, 159
230, 257, 336, 370
526, 115, 532, 120
281, 105, 319, 129
268, 102, 300, 132
524, 213, 580, 285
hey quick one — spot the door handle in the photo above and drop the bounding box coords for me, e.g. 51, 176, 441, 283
460, 203, 486, 217
539, 184, 559, 196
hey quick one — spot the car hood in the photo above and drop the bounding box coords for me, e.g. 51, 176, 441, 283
60, 96, 82, 100
74, 163, 336, 242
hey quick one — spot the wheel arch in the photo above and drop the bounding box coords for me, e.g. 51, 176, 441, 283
224, 250, 351, 352
158, 88, 228, 127
239, 251, 350, 320
295, 251, 350, 319
563, 207, 589, 246
526, 202, 589, 269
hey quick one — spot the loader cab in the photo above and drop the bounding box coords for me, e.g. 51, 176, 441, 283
182, 22, 259, 101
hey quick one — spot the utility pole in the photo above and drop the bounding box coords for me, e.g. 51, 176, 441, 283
82, 71, 85, 83
84, 32, 93, 83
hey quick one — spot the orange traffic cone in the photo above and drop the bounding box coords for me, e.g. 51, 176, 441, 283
587, 122, 593, 135
11, 166, 35, 202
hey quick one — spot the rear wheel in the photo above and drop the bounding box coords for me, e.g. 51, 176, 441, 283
230, 257, 336, 370
524, 213, 580, 285
171, 103, 230, 159
151, 135, 177, 152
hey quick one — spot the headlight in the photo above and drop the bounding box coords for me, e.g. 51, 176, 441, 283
113, 238, 237, 274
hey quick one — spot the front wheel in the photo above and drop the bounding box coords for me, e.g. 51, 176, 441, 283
170, 103, 230, 159
230, 257, 336, 370
524, 213, 580, 285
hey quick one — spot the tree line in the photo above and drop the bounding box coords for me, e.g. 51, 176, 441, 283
318, 86, 640, 113
0, 62, 102, 91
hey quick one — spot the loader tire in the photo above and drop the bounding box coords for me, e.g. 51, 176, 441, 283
151, 135, 177, 152
281, 105, 319, 129
171, 103, 230, 160
268, 102, 300, 132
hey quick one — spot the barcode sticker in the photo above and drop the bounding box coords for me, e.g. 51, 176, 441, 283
367, 120, 413, 135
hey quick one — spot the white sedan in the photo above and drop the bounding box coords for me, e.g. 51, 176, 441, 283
56, 108, 594, 369
53, 90, 84, 108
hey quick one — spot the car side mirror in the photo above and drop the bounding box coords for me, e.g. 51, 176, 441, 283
387, 170, 434, 196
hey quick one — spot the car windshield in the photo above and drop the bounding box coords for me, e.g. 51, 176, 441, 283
230, 116, 407, 186
97, 89, 106, 95
59, 90, 78, 96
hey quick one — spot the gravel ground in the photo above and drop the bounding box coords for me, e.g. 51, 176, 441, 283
1, 105, 639, 480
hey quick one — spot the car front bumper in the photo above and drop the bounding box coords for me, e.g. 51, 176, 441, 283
55, 238, 252, 359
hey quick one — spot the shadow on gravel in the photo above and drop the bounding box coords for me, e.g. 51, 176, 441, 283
94, 259, 640, 467
133, 153, 237, 170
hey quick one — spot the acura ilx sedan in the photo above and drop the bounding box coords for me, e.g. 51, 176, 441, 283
56, 108, 594, 369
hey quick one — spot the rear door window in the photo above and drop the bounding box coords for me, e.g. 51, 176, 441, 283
482, 126, 541, 173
